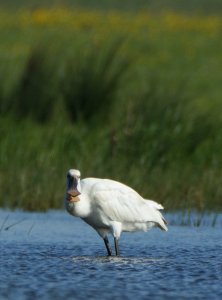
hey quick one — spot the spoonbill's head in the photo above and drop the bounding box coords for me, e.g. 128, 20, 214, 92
66, 169, 81, 203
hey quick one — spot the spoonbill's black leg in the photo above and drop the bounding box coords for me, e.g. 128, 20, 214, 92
114, 237, 120, 256
104, 236, 112, 256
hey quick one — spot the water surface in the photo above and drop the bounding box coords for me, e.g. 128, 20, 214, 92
0, 210, 222, 299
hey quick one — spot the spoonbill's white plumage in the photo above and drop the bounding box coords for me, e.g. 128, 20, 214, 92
65, 169, 167, 256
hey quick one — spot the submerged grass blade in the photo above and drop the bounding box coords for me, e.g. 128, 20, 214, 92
0, 214, 9, 233
4, 218, 26, 231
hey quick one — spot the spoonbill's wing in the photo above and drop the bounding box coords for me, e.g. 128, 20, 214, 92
91, 179, 167, 230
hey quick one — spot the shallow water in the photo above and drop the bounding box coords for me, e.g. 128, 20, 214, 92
0, 210, 222, 300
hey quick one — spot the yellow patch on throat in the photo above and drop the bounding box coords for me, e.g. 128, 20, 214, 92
67, 195, 80, 203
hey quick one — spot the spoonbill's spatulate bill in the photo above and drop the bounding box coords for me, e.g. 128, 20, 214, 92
65, 169, 168, 256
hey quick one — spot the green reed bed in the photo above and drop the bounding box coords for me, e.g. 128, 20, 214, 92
0, 9, 222, 211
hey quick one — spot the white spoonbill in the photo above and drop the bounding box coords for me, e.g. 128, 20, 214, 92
65, 169, 167, 256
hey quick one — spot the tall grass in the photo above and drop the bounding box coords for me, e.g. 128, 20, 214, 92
0, 9, 222, 211
13, 46, 58, 122
62, 37, 130, 122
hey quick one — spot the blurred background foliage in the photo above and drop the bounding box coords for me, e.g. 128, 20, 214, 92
0, 0, 222, 211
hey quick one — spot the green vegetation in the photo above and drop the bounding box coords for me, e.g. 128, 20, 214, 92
0, 7, 222, 211
1, 0, 222, 15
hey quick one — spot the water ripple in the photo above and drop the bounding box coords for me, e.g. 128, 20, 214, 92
1, 210, 222, 300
